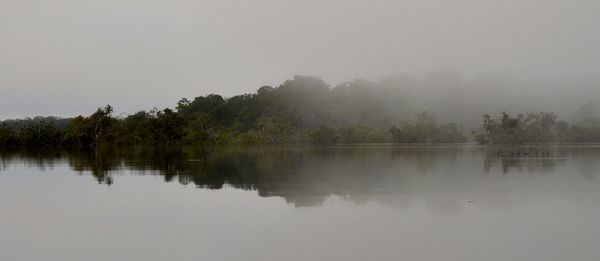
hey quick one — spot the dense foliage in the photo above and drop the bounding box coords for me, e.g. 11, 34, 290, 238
389, 112, 467, 143
2, 75, 600, 148
473, 107, 600, 144
0, 76, 467, 148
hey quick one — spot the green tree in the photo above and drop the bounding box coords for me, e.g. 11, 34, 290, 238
18, 121, 62, 147
308, 126, 338, 145
64, 116, 90, 148
122, 111, 155, 145
476, 112, 523, 144
0, 123, 18, 147
88, 105, 120, 147
64, 105, 120, 148
151, 108, 185, 146
184, 112, 221, 145
253, 117, 294, 144
522, 112, 558, 142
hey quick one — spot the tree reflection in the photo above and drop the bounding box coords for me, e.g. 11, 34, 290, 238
483, 146, 567, 173
2, 145, 599, 208
0, 148, 64, 171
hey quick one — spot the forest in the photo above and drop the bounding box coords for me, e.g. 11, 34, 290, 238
1, 75, 600, 148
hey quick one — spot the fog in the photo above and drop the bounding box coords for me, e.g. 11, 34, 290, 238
1, 0, 599, 120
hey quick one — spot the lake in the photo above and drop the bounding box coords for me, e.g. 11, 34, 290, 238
1, 145, 600, 260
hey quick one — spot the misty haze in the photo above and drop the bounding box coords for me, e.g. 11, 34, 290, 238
1, 0, 600, 260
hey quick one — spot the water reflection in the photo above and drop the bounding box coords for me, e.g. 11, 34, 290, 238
483, 146, 567, 173
2, 145, 600, 208
4, 146, 600, 261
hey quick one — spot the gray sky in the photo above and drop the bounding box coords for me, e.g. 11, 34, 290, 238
1, 0, 599, 119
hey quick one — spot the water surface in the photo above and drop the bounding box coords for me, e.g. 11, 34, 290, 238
1, 145, 600, 260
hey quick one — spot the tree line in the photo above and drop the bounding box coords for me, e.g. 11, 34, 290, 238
473, 108, 600, 144
1, 75, 600, 148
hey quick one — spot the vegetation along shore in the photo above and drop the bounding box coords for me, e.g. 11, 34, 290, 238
2, 76, 600, 149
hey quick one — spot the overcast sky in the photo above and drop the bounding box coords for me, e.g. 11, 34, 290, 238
1, 0, 599, 119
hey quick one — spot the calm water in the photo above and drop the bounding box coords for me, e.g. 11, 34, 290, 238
1, 145, 600, 260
